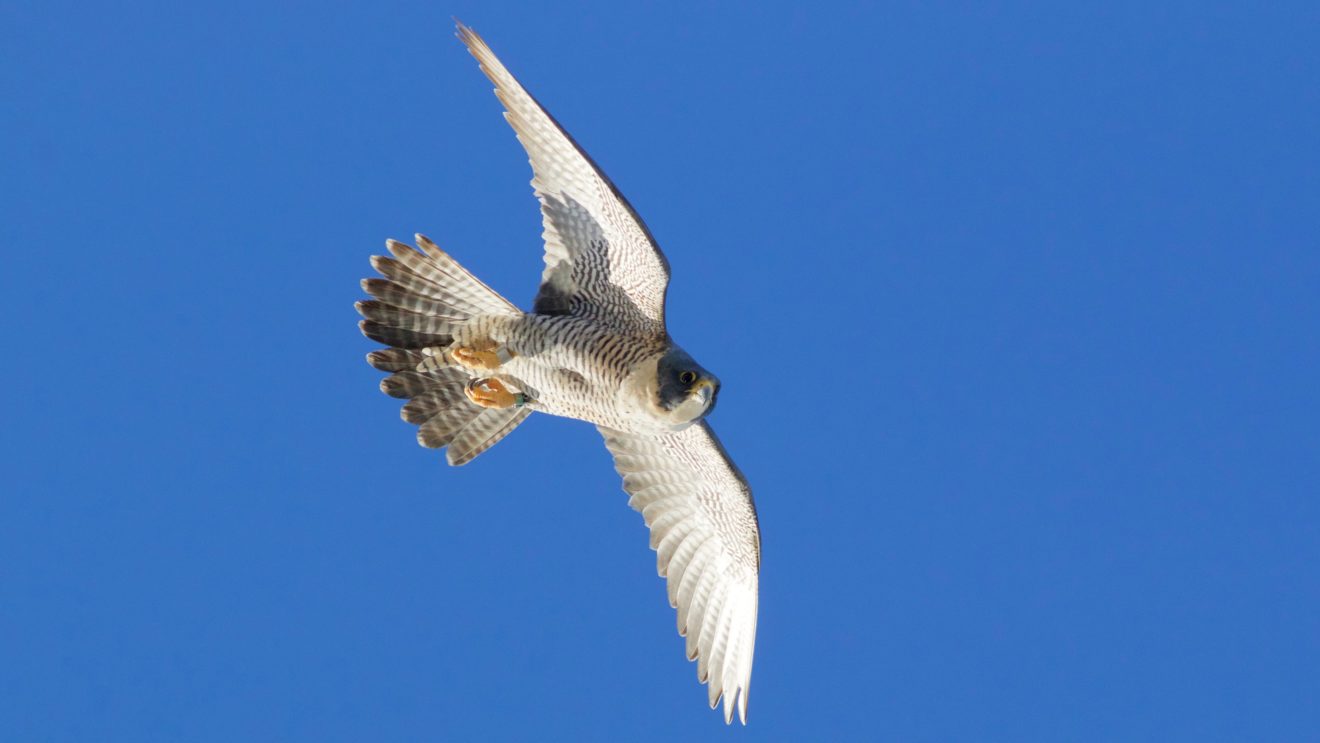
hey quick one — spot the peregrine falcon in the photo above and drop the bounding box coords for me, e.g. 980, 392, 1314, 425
356, 23, 761, 724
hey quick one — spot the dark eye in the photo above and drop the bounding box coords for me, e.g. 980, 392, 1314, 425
679, 370, 698, 385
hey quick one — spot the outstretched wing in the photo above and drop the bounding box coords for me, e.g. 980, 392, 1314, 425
599, 422, 761, 724
458, 23, 670, 334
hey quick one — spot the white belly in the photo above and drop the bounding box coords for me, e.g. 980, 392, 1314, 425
461, 314, 669, 434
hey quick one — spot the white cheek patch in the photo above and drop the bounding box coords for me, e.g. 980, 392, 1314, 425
621, 357, 663, 416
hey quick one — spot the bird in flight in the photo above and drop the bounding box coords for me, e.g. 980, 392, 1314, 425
356, 22, 760, 724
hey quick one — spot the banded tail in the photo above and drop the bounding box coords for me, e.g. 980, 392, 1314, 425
357, 234, 531, 466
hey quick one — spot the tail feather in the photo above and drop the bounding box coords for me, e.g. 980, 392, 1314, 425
361, 278, 465, 318
418, 406, 482, 448
360, 320, 451, 350
448, 407, 533, 465
384, 238, 515, 315
402, 393, 453, 425
369, 255, 457, 302
368, 253, 504, 319
402, 384, 472, 424
380, 367, 469, 400
366, 348, 424, 372
413, 234, 516, 314
359, 235, 532, 465
369, 254, 509, 319
356, 300, 458, 337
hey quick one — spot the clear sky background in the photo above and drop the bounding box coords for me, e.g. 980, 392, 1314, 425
3, 1, 1318, 740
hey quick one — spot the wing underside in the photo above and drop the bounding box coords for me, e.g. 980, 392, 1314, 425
599, 421, 761, 724
457, 23, 671, 333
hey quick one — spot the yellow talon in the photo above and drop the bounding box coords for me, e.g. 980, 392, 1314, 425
451, 346, 501, 370
464, 378, 520, 409
449, 338, 515, 371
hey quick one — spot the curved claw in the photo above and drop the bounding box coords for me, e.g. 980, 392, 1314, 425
464, 377, 525, 409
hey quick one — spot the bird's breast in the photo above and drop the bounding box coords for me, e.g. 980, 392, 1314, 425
492, 315, 668, 433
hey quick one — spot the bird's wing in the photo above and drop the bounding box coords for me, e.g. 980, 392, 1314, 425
598, 421, 760, 724
458, 23, 671, 334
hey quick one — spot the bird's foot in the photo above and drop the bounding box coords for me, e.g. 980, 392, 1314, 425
448, 339, 514, 371
464, 377, 529, 409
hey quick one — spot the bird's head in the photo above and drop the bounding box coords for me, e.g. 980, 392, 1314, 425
652, 347, 720, 426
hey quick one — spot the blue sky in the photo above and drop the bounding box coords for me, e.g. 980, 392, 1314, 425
4, 1, 1318, 740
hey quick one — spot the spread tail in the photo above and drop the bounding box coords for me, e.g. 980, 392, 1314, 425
357, 234, 530, 466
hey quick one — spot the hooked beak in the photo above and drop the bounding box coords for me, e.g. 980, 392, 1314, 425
665, 376, 720, 426
693, 378, 715, 400
692, 377, 718, 413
